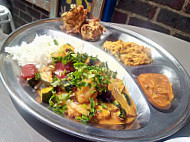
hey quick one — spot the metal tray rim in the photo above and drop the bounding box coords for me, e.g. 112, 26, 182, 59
0, 18, 190, 142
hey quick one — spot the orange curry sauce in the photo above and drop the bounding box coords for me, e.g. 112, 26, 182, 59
138, 73, 174, 110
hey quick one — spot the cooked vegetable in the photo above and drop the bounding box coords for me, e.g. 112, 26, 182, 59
21, 43, 137, 125
105, 103, 118, 112
49, 94, 67, 114
67, 100, 89, 116
27, 78, 39, 88
40, 66, 53, 83
85, 56, 100, 66
123, 87, 137, 115
63, 82, 75, 92
108, 78, 125, 93
113, 100, 126, 120
123, 92, 131, 106
112, 87, 137, 117
95, 105, 110, 120
56, 92, 70, 105
62, 44, 75, 53
40, 87, 54, 103
117, 108, 126, 120
76, 80, 98, 103
98, 91, 114, 103
51, 44, 75, 58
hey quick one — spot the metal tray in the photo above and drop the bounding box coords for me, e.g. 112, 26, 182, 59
0, 18, 190, 141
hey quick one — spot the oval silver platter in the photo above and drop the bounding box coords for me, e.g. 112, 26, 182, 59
0, 18, 190, 142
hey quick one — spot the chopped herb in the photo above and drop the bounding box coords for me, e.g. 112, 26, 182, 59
47, 51, 120, 124
52, 56, 62, 63
98, 110, 102, 113
71, 53, 78, 58
83, 103, 87, 108
35, 72, 41, 80
89, 98, 95, 116
51, 76, 62, 87
63, 69, 66, 75
88, 74, 95, 79
87, 83, 92, 88
91, 90, 97, 94
49, 65, 55, 69
76, 115, 90, 124
53, 105, 67, 114
86, 56, 100, 66
118, 108, 126, 120
58, 50, 66, 54
113, 100, 121, 108
93, 118, 98, 122
53, 39, 58, 45
49, 94, 67, 115
101, 103, 106, 109
60, 93, 70, 100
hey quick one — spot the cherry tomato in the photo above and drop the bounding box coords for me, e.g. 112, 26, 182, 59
21, 64, 38, 79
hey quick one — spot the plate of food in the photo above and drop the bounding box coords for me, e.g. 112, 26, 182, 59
0, 5, 190, 142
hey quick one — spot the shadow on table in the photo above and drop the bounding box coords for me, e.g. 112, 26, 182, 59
11, 97, 190, 142
159, 120, 190, 142
11, 98, 89, 142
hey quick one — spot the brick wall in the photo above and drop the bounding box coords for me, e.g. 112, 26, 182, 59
10, 0, 49, 28
112, 0, 190, 42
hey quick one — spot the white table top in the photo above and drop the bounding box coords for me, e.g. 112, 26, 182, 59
0, 23, 190, 142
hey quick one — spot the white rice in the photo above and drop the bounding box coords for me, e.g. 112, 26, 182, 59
5, 35, 83, 69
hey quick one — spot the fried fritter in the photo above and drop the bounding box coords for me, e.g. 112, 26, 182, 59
61, 5, 87, 34
81, 18, 106, 41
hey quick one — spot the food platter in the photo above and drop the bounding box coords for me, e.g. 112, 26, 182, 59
0, 18, 190, 141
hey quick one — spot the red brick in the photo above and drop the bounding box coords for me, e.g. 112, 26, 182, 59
157, 8, 190, 33
21, 0, 33, 6
173, 33, 190, 42
12, 14, 27, 28
116, 0, 156, 19
33, 5, 49, 16
27, 7, 41, 19
41, 15, 49, 19
12, 7, 19, 15
13, 0, 26, 11
185, 3, 190, 14
112, 11, 127, 24
20, 11, 32, 22
149, 0, 185, 10
129, 17, 170, 34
